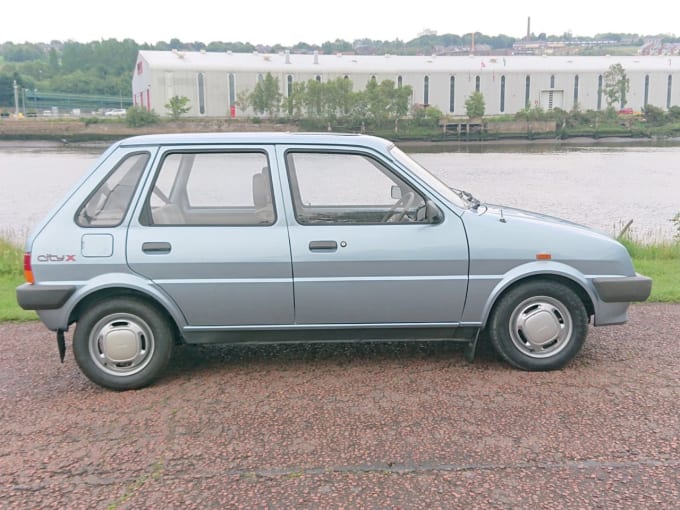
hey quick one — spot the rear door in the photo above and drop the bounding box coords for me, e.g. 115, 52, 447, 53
126, 144, 294, 327
277, 145, 469, 326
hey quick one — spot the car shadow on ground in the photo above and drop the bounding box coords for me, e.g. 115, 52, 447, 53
161, 336, 504, 381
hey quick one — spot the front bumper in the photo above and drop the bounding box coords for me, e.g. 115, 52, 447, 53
16, 283, 76, 310
592, 274, 653, 303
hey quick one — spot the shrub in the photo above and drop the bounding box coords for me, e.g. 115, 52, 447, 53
643, 104, 666, 126
125, 106, 160, 127
83, 117, 102, 126
667, 106, 680, 122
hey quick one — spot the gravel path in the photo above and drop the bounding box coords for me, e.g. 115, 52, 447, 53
1, 304, 679, 509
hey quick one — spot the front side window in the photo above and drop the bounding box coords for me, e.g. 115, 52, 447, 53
77, 152, 149, 227
286, 151, 427, 225
146, 151, 274, 226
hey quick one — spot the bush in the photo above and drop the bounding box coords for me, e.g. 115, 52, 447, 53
125, 106, 160, 127
83, 116, 102, 126
667, 106, 680, 122
411, 104, 443, 127
643, 104, 666, 126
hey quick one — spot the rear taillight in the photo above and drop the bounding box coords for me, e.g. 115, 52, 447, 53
24, 253, 34, 284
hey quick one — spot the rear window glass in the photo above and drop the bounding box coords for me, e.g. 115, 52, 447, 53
76, 152, 149, 227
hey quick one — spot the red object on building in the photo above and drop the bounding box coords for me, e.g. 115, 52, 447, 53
230, 105, 236, 118
147, 89, 151, 111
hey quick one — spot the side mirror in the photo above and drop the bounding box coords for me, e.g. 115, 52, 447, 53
426, 200, 443, 224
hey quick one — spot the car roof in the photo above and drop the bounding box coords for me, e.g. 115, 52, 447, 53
118, 132, 393, 150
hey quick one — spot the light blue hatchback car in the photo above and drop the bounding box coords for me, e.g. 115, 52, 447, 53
17, 133, 652, 389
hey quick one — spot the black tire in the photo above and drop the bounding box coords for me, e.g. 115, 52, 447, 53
73, 297, 174, 390
487, 280, 588, 371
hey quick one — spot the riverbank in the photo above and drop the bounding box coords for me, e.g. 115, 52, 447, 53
3, 116, 680, 145
0, 117, 300, 143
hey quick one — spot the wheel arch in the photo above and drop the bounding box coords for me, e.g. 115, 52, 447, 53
481, 269, 595, 329
69, 287, 184, 344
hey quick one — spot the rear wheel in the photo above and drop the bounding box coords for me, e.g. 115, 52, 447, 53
487, 280, 588, 371
73, 297, 174, 390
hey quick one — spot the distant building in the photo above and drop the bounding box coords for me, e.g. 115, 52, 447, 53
132, 50, 680, 117
639, 39, 680, 56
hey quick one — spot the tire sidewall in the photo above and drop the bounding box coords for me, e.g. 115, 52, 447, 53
73, 297, 174, 390
488, 281, 588, 371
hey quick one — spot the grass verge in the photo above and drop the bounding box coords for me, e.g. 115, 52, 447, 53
0, 239, 36, 321
0, 237, 677, 323
619, 238, 680, 302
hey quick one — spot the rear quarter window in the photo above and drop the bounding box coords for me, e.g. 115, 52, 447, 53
76, 152, 150, 227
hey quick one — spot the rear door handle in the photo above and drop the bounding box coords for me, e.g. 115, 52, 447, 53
309, 240, 338, 252
142, 242, 172, 254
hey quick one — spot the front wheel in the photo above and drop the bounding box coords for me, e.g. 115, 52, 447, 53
73, 297, 174, 390
487, 280, 588, 371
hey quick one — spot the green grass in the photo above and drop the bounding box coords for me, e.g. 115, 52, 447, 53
619, 238, 680, 302
0, 238, 36, 321
0, 236, 677, 323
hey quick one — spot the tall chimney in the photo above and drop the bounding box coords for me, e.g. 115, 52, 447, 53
527, 16, 531, 39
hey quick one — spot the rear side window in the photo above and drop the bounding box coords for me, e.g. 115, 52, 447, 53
77, 152, 150, 227
145, 151, 275, 226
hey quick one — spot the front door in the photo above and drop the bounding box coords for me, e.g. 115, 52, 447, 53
278, 146, 468, 326
127, 146, 294, 327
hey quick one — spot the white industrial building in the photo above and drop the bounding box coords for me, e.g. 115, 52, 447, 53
132, 50, 680, 117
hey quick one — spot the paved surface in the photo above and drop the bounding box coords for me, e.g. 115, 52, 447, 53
1, 304, 679, 509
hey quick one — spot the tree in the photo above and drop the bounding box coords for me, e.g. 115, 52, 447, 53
465, 91, 485, 118
317, 78, 355, 127
603, 63, 630, 109
364, 78, 389, 123
377, 79, 412, 132
249, 73, 281, 117
164, 95, 191, 119
303, 79, 324, 118
283, 81, 306, 119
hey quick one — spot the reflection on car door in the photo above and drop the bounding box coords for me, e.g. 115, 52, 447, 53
278, 146, 469, 326
126, 146, 294, 327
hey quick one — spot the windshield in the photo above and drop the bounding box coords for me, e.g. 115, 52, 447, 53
388, 145, 469, 208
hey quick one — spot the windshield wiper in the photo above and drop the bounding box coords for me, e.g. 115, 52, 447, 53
449, 187, 481, 210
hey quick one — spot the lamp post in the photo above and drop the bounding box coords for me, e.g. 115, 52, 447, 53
13, 80, 19, 116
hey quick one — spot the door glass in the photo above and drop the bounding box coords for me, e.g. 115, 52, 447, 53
286, 151, 426, 224
146, 151, 275, 226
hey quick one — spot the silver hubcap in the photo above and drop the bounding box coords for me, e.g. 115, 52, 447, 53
509, 296, 573, 358
89, 313, 155, 376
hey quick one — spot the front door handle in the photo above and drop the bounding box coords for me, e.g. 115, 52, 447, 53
309, 240, 338, 252
142, 242, 172, 254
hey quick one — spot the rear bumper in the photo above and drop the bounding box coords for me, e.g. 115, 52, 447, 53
592, 274, 653, 303
16, 283, 76, 310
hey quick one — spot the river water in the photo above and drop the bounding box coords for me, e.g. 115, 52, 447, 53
1, 140, 679, 243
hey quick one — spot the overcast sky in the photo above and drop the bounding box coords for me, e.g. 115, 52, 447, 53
3, 0, 679, 46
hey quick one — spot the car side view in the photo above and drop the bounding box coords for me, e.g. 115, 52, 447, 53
17, 133, 652, 390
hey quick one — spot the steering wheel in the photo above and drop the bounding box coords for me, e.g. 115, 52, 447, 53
382, 191, 416, 223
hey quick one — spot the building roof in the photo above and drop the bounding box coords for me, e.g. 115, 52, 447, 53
138, 50, 680, 74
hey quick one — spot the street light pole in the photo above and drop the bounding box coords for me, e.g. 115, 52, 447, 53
13, 80, 20, 116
